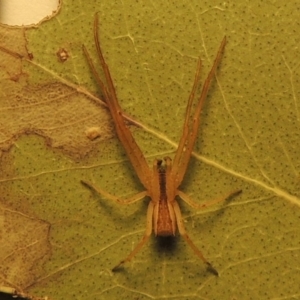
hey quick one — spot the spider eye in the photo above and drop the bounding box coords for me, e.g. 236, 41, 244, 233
156, 159, 163, 166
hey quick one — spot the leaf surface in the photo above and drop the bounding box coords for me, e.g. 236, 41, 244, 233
0, 1, 300, 299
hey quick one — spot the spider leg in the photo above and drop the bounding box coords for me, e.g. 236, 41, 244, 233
177, 189, 242, 209
81, 180, 148, 205
83, 13, 152, 189
172, 57, 201, 176
172, 37, 227, 188
112, 201, 154, 271
173, 201, 218, 276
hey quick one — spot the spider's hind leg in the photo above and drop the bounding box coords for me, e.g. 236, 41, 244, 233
112, 201, 154, 271
173, 201, 219, 276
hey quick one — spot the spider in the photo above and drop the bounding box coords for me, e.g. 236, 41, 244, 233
81, 13, 241, 276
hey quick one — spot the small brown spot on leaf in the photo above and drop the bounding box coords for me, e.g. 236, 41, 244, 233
56, 48, 69, 63
85, 126, 102, 140
0, 203, 51, 289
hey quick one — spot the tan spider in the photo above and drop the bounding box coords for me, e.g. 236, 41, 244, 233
82, 14, 241, 276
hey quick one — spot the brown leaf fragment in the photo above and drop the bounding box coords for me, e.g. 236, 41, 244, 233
0, 203, 51, 290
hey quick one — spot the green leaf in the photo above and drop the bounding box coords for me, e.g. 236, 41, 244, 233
1, 1, 300, 299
